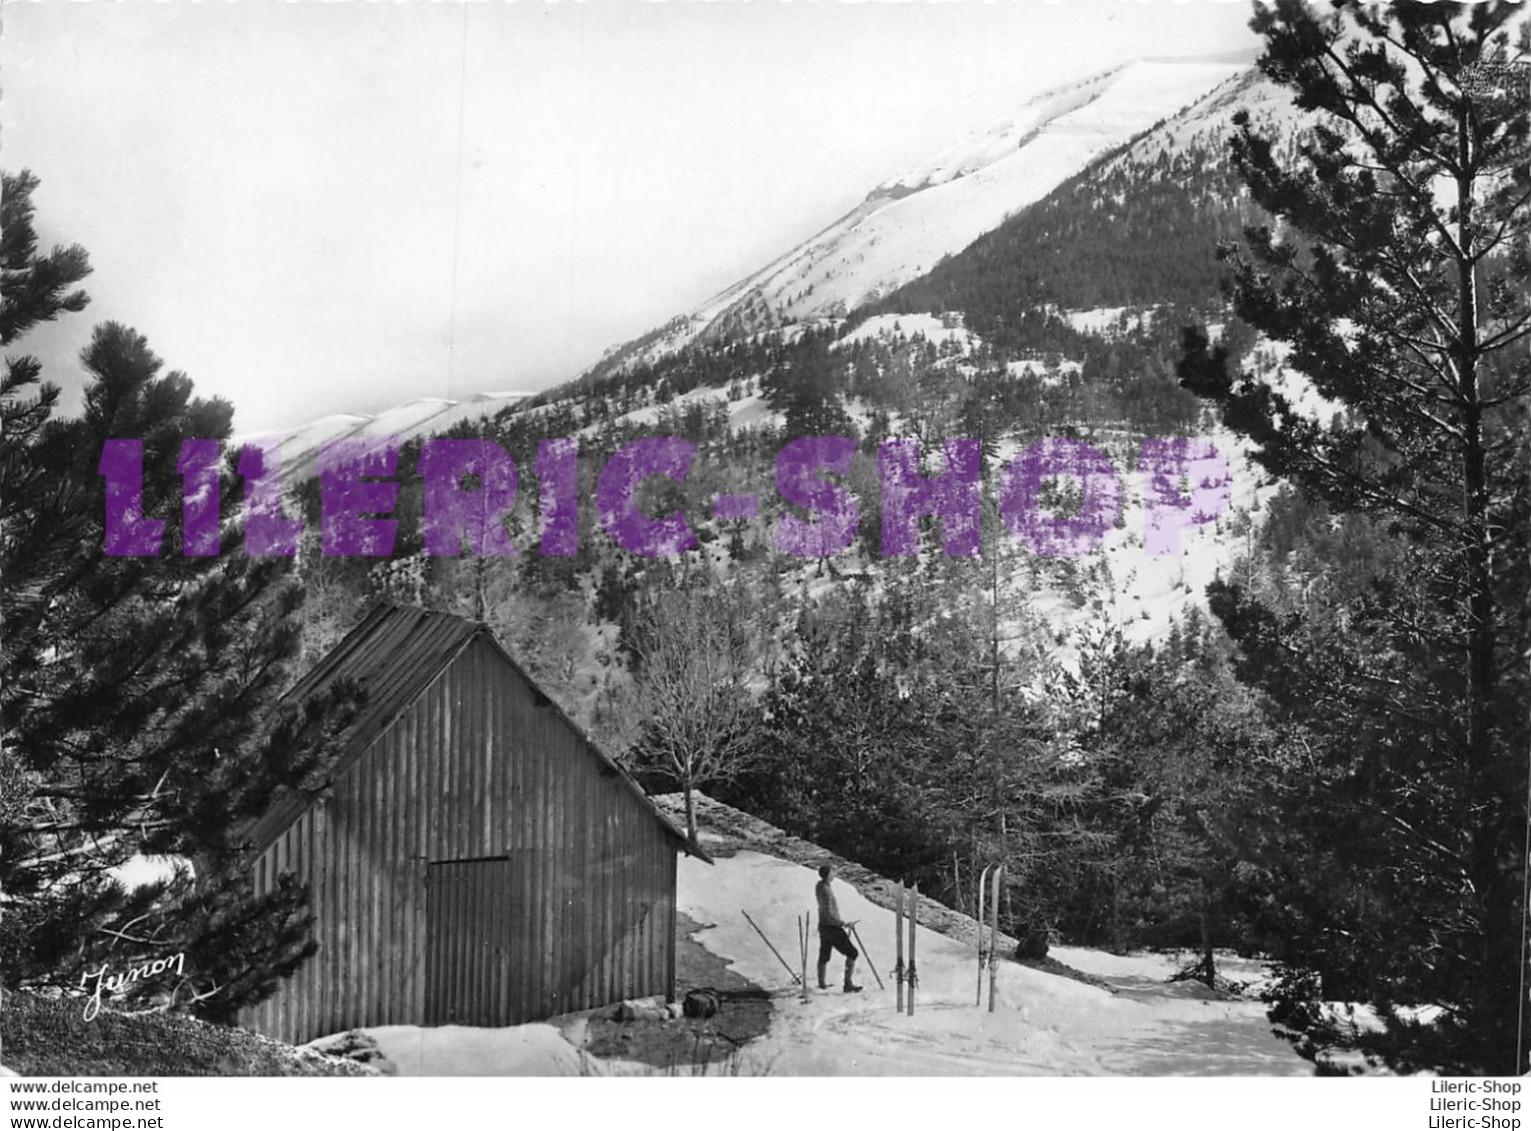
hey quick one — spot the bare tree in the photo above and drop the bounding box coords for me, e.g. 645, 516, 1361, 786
628, 583, 760, 846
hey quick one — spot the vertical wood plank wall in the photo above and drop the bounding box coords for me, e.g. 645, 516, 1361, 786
242, 636, 679, 1044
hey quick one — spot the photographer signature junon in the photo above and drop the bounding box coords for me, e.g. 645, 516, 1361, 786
78, 953, 186, 1021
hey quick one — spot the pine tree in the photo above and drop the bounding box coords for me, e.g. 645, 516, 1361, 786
759, 329, 855, 438
0, 170, 347, 1021
1178, 2, 1530, 1073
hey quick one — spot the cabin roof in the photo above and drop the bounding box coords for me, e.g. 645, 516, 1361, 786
243, 603, 696, 857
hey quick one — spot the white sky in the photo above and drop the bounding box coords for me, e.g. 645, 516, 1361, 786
3, 0, 1260, 434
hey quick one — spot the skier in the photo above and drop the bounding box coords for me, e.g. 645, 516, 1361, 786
814, 864, 863, 992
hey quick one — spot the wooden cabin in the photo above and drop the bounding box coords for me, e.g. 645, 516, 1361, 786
239, 603, 689, 1044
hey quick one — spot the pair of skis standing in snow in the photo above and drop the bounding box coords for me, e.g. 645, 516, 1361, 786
892, 864, 1004, 1013
823, 861, 1005, 1013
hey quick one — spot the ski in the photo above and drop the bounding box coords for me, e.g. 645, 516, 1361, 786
907, 882, 918, 1017
894, 881, 905, 1012
975, 863, 992, 1006
988, 863, 1004, 1012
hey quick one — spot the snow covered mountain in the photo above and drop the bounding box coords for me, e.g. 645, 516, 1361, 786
501, 57, 1320, 667
586, 57, 1253, 379
244, 52, 1306, 665
233, 391, 529, 478
255, 55, 1274, 473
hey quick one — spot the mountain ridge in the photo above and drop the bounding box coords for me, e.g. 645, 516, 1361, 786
574, 56, 1255, 385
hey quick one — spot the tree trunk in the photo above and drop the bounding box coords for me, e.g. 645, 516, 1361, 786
1454, 115, 1519, 1073
683, 782, 698, 849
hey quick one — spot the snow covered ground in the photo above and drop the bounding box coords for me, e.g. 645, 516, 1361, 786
837, 312, 975, 353
356, 849, 1310, 1077
673, 852, 1309, 1077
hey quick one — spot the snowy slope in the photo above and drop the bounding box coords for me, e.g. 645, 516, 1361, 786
1007, 423, 1273, 662
232, 391, 530, 480
674, 851, 1307, 1077
590, 59, 1251, 377
354, 848, 1309, 1076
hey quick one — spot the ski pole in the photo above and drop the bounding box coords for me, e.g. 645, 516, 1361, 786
742, 909, 801, 984
800, 913, 811, 1002
802, 918, 814, 1003
849, 924, 884, 990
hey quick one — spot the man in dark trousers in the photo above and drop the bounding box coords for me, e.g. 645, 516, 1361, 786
815, 864, 863, 992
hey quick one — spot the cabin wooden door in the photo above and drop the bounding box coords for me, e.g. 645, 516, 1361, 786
424, 856, 515, 1026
